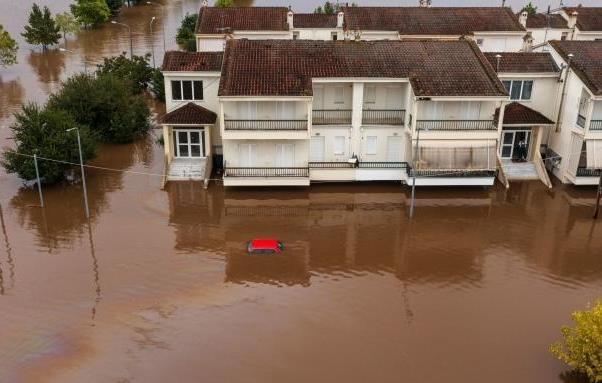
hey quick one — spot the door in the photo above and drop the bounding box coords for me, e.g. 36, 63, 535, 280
500, 130, 531, 160
386, 136, 403, 162
239, 144, 257, 167
276, 144, 295, 167
174, 129, 204, 158
310, 136, 325, 162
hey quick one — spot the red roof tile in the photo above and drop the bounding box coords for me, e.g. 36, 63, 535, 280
195, 7, 289, 34
162, 51, 223, 72
550, 40, 602, 96
342, 7, 525, 34
218, 39, 507, 98
484, 52, 559, 73
525, 13, 568, 29
162, 103, 217, 125
563, 7, 602, 31
293, 13, 337, 29
498, 102, 554, 125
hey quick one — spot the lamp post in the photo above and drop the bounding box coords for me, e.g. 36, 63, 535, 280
146, 1, 167, 54
111, 20, 133, 58
149, 16, 156, 68
58, 48, 94, 73
66, 128, 90, 219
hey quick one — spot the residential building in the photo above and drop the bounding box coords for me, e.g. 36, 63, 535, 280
547, 40, 602, 185
217, 39, 507, 187
194, 5, 527, 53
484, 52, 561, 187
520, 12, 570, 49
556, 7, 602, 41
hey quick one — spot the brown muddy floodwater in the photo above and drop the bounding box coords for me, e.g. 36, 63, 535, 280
0, 1, 601, 383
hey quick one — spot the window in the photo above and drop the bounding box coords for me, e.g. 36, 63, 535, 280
334, 85, 344, 104
365, 136, 377, 155
171, 80, 204, 101
334, 136, 345, 155
561, 32, 568, 41
364, 85, 376, 105
502, 80, 533, 100
476, 38, 484, 46
293, 32, 300, 40
331, 32, 338, 41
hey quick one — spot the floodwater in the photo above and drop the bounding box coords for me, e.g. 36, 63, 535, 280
0, 1, 601, 382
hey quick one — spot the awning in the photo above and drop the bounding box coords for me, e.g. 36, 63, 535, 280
586, 140, 602, 169
415, 140, 497, 170
162, 102, 217, 125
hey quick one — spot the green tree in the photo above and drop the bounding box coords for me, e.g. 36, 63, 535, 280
95, 53, 154, 94
71, 0, 111, 28
48, 73, 150, 143
105, 0, 124, 14
550, 300, 602, 383
54, 12, 80, 43
1, 104, 96, 184
150, 68, 164, 102
176, 13, 197, 52
314, 1, 356, 14
0, 25, 18, 67
215, 0, 234, 7
521, 2, 538, 15
22, 4, 61, 49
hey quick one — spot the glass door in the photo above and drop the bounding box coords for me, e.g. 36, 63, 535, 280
174, 129, 204, 158
500, 130, 531, 160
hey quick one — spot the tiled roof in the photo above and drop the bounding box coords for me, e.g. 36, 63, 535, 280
497, 102, 554, 125
293, 13, 337, 28
342, 7, 525, 34
195, 7, 289, 34
162, 51, 223, 72
563, 7, 602, 31
218, 39, 508, 98
550, 40, 602, 96
525, 13, 568, 29
162, 103, 217, 125
484, 52, 559, 73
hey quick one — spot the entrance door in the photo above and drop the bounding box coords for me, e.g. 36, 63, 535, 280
386, 136, 403, 162
174, 129, 204, 158
500, 130, 531, 160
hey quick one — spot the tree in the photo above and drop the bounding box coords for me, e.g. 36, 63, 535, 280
550, 300, 602, 383
0, 25, 18, 67
215, 0, 234, 7
47, 73, 151, 143
71, 0, 111, 28
105, 0, 124, 14
54, 12, 80, 43
176, 13, 197, 52
150, 68, 165, 102
314, 1, 357, 14
95, 53, 154, 94
1, 104, 96, 184
22, 4, 61, 49
521, 2, 538, 15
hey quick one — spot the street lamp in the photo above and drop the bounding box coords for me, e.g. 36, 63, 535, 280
58, 47, 95, 73
146, 1, 167, 54
66, 128, 90, 218
149, 16, 156, 68
111, 20, 133, 58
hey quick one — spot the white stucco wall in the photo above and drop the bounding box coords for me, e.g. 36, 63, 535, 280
497, 74, 561, 121
295, 29, 336, 40
528, 28, 568, 48
416, 100, 498, 120
574, 31, 602, 41
164, 72, 221, 113
474, 33, 525, 52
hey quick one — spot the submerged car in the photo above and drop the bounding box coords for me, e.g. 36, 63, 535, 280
247, 238, 284, 254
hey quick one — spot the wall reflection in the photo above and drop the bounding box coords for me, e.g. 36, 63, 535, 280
0, 78, 25, 120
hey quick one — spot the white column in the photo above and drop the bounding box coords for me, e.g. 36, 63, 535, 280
351, 82, 364, 157
163, 125, 173, 163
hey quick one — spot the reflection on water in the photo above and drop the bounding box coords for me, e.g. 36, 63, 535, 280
27, 49, 66, 85
0, 78, 24, 120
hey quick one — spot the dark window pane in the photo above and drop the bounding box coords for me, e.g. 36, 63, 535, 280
193, 81, 203, 100
179, 145, 189, 157
190, 132, 200, 144
182, 81, 193, 100
503, 133, 513, 145
178, 131, 188, 143
191, 145, 201, 157
521, 81, 533, 100
171, 81, 181, 100
510, 81, 522, 100
502, 81, 511, 93
502, 146, 512, 157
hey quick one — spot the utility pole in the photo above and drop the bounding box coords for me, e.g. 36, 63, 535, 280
67, 128, 90, 218
150, 17, 156, 68
33, 153, 44, 208
409, 127, 421, 218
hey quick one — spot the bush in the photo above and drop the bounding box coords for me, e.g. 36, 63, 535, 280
105, 0, 124, 14
2, 104, 96, 183
550, 300, 602, 383
176, 13, 197, 52
150, 68, 165, 101
71, 0, 110, 28
0, 24, 18, 67
95, 53, 154, 94
48, 73, 150, 143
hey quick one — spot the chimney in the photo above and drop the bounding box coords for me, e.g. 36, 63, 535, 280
337, 11, 344, 28
419, 0, 427, 7
287, 7, 294, 30
522, 32, 533, 51
519, 11, 528, 28
202, 0, 208, 6
495, 54, 502, 72
426, 0, 432, 7
567, 11, 578, 29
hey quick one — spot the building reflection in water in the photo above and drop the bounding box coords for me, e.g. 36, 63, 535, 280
0, 203, 15, 294
0, 79, 25, 121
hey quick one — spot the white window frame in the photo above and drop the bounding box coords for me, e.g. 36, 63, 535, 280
171, 80, 204, 101
364, 85, 377, 106
334, 85, 345, 104
333, 136, 346, 155
502, 80, 533, 101
365, 136, 377, 155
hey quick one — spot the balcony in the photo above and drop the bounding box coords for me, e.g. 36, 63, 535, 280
224, 167, 309, 177
358, 162, 408, 168
415, 120, 496, 131
224, 120, 307, 131
576, 114, 586, 128
576, 167, 601, 177
362, 110, 405, 126
312, 110, 352, 125
590, 120, 602, 131
309, 162, 354, 168
410, 169, 497, 177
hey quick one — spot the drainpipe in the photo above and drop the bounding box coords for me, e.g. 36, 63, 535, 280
555, 53, 573, 133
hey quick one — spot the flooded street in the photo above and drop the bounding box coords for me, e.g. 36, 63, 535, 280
1, 1, 602, 383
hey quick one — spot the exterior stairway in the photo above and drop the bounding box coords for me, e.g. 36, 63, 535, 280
501, 161, 540, 181
167, 158, 206, 181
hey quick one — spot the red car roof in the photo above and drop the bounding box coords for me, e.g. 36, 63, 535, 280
249, 238, 280, 250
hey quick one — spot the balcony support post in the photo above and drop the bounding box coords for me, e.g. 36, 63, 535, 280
352, 82, 364, 157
